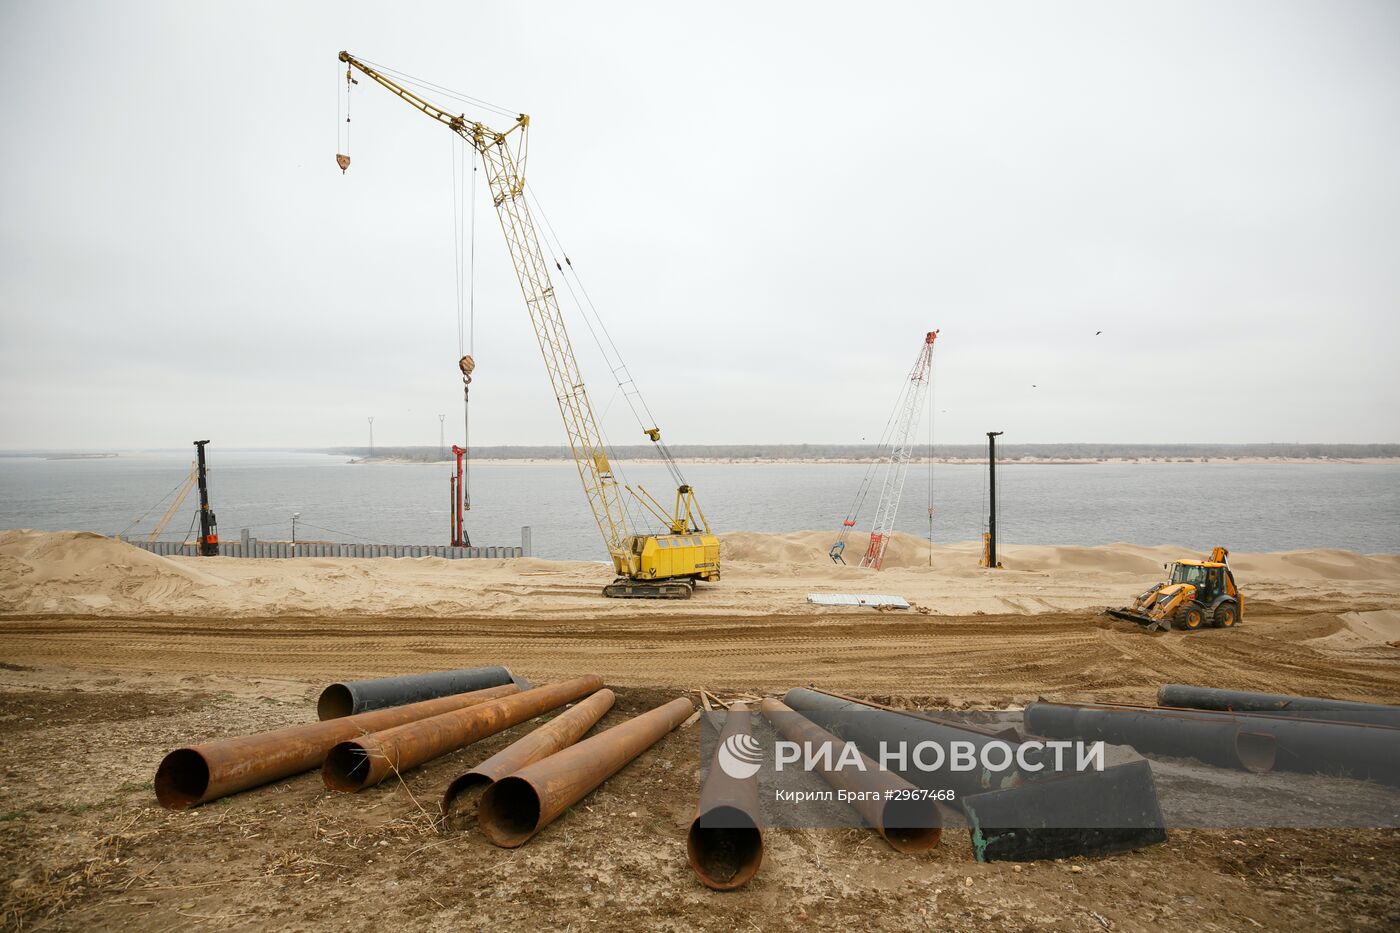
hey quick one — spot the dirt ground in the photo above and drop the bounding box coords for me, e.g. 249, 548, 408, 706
2, 593, 1399, 932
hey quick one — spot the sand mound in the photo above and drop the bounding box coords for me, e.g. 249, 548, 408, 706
0, 529, 1396, 619
720, 530, 834, 565
1305, 610, 1400, 650
0, 529, 227, 613
1000, 543, 1177, 575
1230, 550, 1400, 582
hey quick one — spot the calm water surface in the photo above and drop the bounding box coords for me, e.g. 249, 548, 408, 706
1, 453, 1396, 560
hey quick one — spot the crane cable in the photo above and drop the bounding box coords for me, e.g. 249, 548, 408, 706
451, 134, 476, 509
522, 186, 679, 533
116, 467, 197, 539
525, 187, 688, 492
831, 367, 914, 559
336, 61, 353, 173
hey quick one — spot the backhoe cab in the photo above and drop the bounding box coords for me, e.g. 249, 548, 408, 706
1108, 547, 1243, 632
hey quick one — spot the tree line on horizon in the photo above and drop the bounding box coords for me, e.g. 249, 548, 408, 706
319, 442, 1400, 462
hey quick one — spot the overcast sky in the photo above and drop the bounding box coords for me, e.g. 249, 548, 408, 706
2, 0, 1397, 449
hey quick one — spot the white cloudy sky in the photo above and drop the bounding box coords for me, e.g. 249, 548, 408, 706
2, 0, 1397, 449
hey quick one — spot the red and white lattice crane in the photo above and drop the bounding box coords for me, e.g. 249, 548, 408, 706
830, 330, 938, 570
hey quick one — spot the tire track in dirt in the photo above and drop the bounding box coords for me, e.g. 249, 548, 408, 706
2, 604, 1397, 701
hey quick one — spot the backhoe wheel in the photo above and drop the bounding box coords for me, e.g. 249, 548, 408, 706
1213, 602, 1238, 628
1176, 605, 1205, 631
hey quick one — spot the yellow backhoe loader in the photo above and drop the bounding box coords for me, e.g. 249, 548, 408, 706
1108, 547, 1243, 632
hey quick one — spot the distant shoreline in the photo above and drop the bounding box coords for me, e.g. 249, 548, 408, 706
347, 455, 1400, 466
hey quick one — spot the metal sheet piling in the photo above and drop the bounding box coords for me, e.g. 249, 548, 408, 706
688, 704, 765, 890
154, 683, 520, 809
317, 666, 529, 719
477, 697, 694, 848
442, 688, 615, 829
322, 677, 604, 792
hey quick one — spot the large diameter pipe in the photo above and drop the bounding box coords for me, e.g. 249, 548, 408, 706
761, 698, 941, 853
785, 688, 1167, 862
478, 697, 694, 848
783, 687, 1031, 794
442, 688, 615, 829
322, 676, 604, 792
155, 683, 519, 809
688, 705, 765, 890
1024, 701, 1277, 772
1158, 685, 1400, 728
1072, 700, 1400, 785
318, 666, 528, 719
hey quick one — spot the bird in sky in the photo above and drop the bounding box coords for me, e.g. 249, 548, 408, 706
1095, 331, 1102, 335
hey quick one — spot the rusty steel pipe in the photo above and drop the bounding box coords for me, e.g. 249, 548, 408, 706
688, 704, 764, 890
154, 683, 519, 809
760, 698, 941, 853
478, 696, 694, 848
322, 676, 604, 792
442, 688, 615, 829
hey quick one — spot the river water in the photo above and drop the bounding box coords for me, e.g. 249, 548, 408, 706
1, 452, 1396, 560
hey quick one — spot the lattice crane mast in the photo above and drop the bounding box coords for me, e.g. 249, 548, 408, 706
336, 52, 718, 598
830, 330, 938, 570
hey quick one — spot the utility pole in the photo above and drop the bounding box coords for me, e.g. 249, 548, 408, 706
292, 512, 300, 546
438, 414, 446, 459
367, 416, 375, 458
982, 431, 1003, 569
193, 440, 219, 556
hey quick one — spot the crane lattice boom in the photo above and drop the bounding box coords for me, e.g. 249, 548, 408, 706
337, 53, 720, 597
836, 330, 938, 571
339, 53, 631, 558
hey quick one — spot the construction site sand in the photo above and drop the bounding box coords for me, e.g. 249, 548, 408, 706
3, 530, 1400, 929
3, 529, 1399, 627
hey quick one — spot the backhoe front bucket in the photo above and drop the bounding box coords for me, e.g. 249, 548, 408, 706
1107, 608, 1168, 632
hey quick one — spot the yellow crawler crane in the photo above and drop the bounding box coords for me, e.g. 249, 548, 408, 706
1108, 547, 1243, 632
338, 52, 718, 599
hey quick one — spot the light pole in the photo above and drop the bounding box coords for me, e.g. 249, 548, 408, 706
292, 512, 301, 546
367, 416, 375, 458
439, 414, 446, 459
983, 431, 1004, 569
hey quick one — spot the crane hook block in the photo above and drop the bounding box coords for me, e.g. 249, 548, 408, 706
459, 354, 476, 385
336, 153, 351, 173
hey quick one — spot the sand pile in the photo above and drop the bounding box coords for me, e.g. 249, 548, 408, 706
1, 529, 1397, 620
1230, 550, 1400, 581
0, 529, 228, 614
1305, 609, 1400, 650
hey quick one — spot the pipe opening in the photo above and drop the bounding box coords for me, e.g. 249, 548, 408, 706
322, 742, 372, 792
441, 772, 492, 830
878, 797, 943, 853
317, 684, 355, 720
477, 776, 542, 848
1235, 731, 1277, 773
687, 806, 763, 890
154, 748, 210, 810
